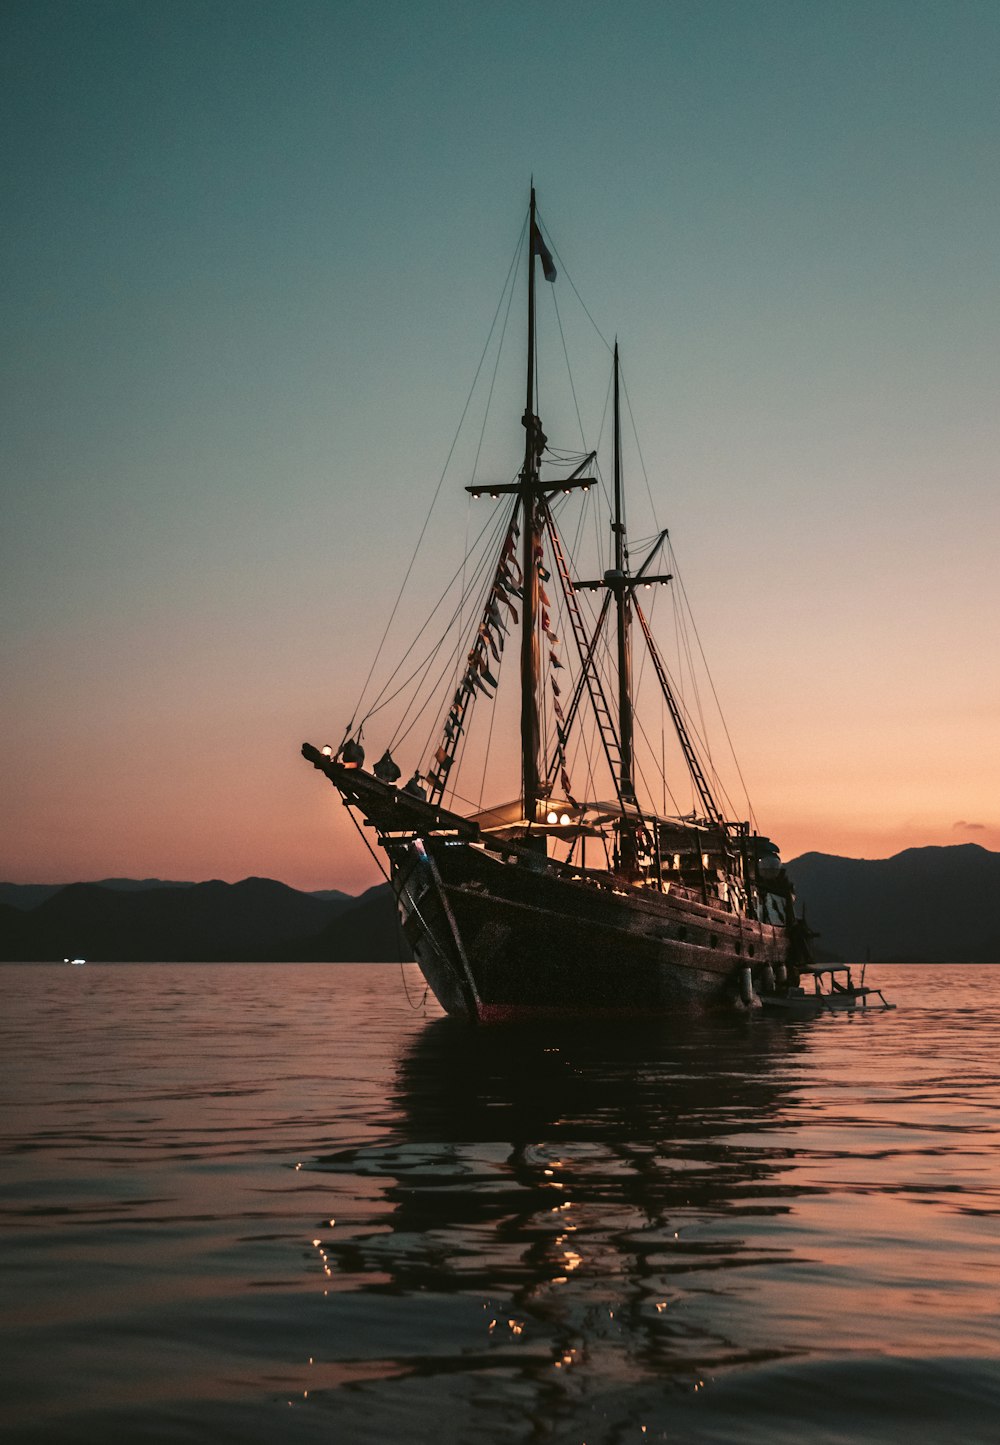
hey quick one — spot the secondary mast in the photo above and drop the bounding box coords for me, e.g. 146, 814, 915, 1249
574, 343, 675, 874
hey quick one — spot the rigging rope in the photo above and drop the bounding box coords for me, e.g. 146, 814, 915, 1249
550, 284, 588, 450
337, 801, 427, 1011
391, 504, 511, 751
349, 216, 527, 730
619, 360, 660, 533
412, 513, 512, 768
667, 538, 756, 828
364, 501, 508, 727
539, 210, 613, 357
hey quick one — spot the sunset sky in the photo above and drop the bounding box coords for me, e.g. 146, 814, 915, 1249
3, 0, 998, 895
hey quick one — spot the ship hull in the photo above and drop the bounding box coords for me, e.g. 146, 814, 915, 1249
390, 837, 794, 1023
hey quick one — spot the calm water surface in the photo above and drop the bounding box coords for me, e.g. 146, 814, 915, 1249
2, 962, 999, 1443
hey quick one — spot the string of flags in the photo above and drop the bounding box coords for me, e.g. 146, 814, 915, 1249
425, 515, 522, 800
424, 512, 576, 809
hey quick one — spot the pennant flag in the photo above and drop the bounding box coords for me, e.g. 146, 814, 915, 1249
546, 630, 559, 645
551, 678, 561, 697
539, 587, 551, 607
561, 767, 574, 796
532, 221, 557, 282
496, 591, 518, 622
550, 651, 563, 669
480, 625, 501, 663
553, 699, 565, 721
435, 746, 448, 766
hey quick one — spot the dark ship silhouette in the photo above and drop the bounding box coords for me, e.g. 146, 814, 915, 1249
304, 190, 812, 1020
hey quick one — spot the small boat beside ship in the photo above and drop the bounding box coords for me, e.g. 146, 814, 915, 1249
761, 965, 895, 1015
303, 188, 864, 1023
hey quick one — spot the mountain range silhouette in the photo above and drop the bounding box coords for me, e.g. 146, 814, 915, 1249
2, 844, 997, 963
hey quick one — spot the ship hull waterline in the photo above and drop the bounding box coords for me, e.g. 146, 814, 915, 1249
390, 837, 794, 1023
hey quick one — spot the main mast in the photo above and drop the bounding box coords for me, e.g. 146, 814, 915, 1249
520, 188, 542, 823
612, 342, 635, 806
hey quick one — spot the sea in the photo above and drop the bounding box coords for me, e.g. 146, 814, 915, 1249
2, 961, 999, 1444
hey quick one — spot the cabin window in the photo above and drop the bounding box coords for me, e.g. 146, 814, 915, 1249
710, 934, 718, 948
677, 925, 687, 941
748, 944, 755, 958
735, 942, 742, 955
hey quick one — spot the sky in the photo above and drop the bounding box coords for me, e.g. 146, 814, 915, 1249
2, 0, 998, 894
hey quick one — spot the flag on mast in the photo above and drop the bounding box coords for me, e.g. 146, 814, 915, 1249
531, 221, 557, 282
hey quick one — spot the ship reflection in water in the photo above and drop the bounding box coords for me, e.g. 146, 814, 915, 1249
305, 979, 1000, 1442
313, 1015, 807, 1391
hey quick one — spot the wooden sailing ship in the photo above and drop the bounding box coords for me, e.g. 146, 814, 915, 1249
303, 190, 812, 1021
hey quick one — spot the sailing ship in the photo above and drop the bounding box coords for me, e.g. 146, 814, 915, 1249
303, 190, 812, 1021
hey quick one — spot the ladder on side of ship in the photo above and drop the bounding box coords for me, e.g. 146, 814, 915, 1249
541, 503, 630, 809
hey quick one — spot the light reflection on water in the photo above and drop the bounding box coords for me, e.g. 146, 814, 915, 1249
2, 962, 1000, 1443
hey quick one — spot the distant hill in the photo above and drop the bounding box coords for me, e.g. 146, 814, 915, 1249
272, 884, 409, 962
0, 877, 355, 962
0, 878, 197, 910
3, 846, 998, 963
308, 888, 352, 905
786, 843, 1000, 962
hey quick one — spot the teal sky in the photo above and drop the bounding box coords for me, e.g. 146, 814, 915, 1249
3, 0, 998, 892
